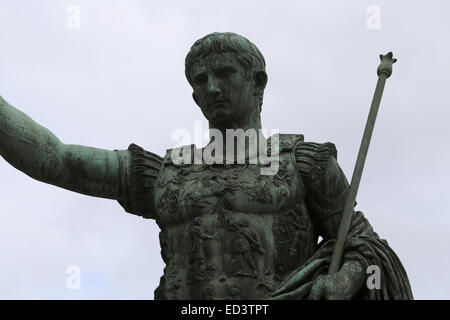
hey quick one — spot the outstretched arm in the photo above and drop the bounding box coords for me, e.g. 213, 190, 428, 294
0, 95, 129, 200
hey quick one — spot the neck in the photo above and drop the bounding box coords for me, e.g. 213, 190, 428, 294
207, 111, 265, 162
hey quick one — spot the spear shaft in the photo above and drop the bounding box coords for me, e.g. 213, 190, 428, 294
328, 52, 397, 274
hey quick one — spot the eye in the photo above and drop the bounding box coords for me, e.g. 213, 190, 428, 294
194, 73, 208, 85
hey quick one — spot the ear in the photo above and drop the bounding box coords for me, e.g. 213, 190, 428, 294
253, 70, 268, 96
192, 92, 200, 107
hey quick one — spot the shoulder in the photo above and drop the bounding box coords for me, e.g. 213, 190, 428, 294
128, 143, 163, 165
266, 133, 338, 181
119, 143, 163, 219
127, 143, 163, 185
293, 139, 338, 182
127, 143, 163, 182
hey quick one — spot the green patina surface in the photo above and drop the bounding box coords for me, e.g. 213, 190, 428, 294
0, 32, 412, 300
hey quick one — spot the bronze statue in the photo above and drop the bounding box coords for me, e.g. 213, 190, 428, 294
0, 32, 412, 299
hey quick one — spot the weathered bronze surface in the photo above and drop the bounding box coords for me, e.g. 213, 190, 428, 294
328, 52, 397, 275
0, 32, 413, 300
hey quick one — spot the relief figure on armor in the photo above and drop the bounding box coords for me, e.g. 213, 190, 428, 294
224, 213, 265, 277
0, 32, 413, 299
187, 217, 217, 283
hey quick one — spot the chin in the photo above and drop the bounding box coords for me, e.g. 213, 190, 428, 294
209, 110, 233, 122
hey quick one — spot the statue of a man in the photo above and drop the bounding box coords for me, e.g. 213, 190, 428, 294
0, 32, 412, 300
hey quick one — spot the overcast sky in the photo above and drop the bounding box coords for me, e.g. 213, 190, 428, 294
0, 0, 449, 299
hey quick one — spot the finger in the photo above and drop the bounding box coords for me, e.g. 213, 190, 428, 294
307, 282, 324, 300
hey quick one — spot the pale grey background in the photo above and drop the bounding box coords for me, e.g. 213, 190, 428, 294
0, 0, 448, 299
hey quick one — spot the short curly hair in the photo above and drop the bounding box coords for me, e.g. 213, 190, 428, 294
185, 32, 266, 86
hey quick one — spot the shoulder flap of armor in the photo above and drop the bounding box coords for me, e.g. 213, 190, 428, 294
294, 141, 338, 181
125, 143, 163, 219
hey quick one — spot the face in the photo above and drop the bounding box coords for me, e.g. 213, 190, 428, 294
190, 52, 256, 124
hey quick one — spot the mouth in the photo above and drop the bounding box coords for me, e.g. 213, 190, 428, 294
209, 100, 228, 109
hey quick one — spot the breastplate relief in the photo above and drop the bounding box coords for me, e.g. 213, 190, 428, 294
153, 140, 317, 299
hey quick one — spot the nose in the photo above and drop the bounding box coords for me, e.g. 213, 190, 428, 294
207, 76, 221, 97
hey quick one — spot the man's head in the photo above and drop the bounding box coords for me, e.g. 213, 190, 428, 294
185, 33, 267, 126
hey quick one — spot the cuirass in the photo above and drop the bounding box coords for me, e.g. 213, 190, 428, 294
153, 135, 318, 299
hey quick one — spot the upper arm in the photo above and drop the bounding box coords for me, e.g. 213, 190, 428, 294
295, 142, 351, 239
0, 96, 130, 201
54, 142, 162, 220
55, 143, 130, 200
296, 142, 378, 242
